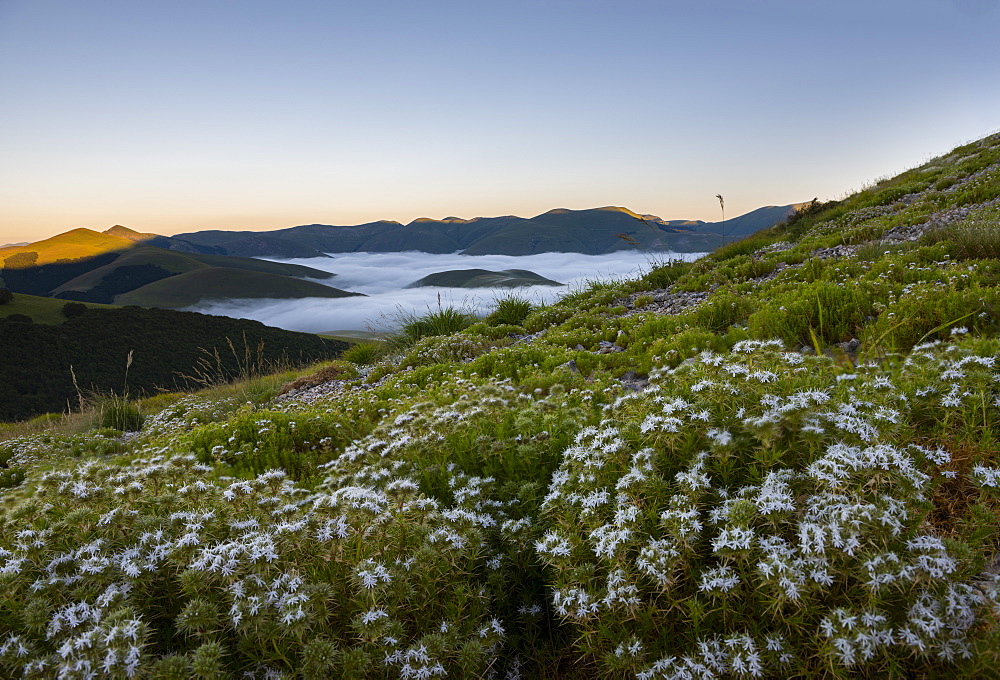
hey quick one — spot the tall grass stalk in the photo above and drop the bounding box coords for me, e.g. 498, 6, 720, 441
176, 334, 291, 389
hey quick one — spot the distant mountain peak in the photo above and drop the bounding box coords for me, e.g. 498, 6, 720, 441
408, 216, 470, 226
595, 206, 648, 220
104, 225, 156, 241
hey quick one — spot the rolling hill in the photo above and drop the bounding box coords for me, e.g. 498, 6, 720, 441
113, 267, 360, 308
0, 291, 118, 325
408, 268, 563, 288
1, 228, 358, 308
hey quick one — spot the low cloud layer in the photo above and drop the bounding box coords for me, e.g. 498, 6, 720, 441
186, 250, 705, 333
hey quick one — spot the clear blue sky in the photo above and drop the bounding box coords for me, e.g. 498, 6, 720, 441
1, 0, 998, 242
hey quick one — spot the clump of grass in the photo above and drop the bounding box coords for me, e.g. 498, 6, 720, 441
342, 340, 387, 365
483, 294, 535, 327
93, 392, 144, 432
635, 260, 692, 290
388, 305, 478, 349
88, 350, 145, 432
633, 293, 654, 308
177, 334, 294, 389
921, 206, 1000, 260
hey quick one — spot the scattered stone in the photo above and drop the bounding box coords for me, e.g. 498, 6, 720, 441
619, 370, 649, 391
838, 338, 861, 355
559, 359, 580, 374
884, 197, 1000, 245
278, 364, 351, 395
615, 288, 711, 318
274, 365, 384, 406
757, 240, 793, 253
811, 244, 860, 259
597, 340, 626, 354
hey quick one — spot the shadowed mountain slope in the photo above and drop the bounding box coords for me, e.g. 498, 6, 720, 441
175, 204, 803, 257
408, 268, 563, 288
112, 267, 360, 308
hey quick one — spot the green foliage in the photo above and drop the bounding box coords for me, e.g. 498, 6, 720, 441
708, 230, 785, 263
748, 280, 872, 346
636, 260, 693, 289
389, 306, 478, 349
693, 289, 755, 332
921, 206, 1000, 260
94, 392, 145, 432
522, 304, 573, 332
341, 340, 387, 365
60, 301, 87, 318
863, 282, 1000, 352
0, 306, 348, 422
483, 293, 535, 327
0, 288, 12, 305
58, 263, 177, 304
2, 250, 38, 269
1, 252, 119, 296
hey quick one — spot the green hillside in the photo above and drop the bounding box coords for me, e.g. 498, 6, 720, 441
1, 234, 347, 308
409, 268, 563, 288
0, 227, 135, 265
0, 291, 118, 325
2, 133, 1000, 677
113, 267, 360, 308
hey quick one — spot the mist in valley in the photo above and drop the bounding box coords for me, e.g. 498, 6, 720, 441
187, 250, 706, 333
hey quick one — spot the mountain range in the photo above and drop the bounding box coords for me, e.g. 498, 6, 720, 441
174, 203, 806, 258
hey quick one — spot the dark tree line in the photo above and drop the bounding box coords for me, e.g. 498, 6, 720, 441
0, 306, 349, 422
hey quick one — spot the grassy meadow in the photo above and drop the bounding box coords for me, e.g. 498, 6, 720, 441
0, 293, 118, 325
2, 133, 1000, 678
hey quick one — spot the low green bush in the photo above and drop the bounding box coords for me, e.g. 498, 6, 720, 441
921, 206, 1000, 260
389, 306, 478, 349
341, 341, 387, 365
483, 294, 535, 327
748, 280, 872, 347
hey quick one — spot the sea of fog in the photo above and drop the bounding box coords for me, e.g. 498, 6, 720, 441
186, 250, 707, 334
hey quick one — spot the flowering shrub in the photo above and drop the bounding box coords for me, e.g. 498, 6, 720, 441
536, 339, 1000, 677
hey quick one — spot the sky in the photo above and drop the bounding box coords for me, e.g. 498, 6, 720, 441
1, 0, 999, 244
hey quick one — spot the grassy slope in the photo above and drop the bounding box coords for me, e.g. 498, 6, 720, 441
0, 228, 134, 264
52, 246, 337, 295
51, 246, 210, 292
0, 292, 118, 324
2, 133, 1000, 678
113, 267, 360, 308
